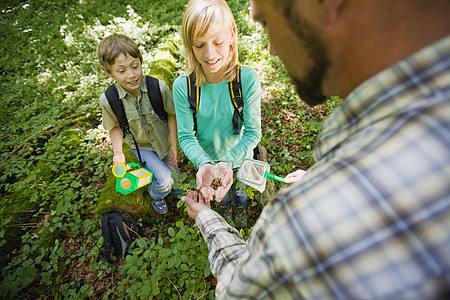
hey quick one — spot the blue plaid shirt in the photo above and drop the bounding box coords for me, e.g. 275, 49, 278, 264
196, 35, 450, 299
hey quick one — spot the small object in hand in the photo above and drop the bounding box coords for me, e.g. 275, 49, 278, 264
211, 178, 222, 190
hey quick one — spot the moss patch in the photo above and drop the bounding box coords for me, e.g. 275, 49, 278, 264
96, 143, 155, 219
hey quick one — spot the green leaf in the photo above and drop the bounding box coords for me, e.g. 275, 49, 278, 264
56, 246, 65, 257
140, 280, 152, 296
20, 267, 37, 288
179, 172, 187, 182
70, 181, 82, 188
128, 265, 137, 275
144, 249, 152, 259
22, 258, 34, 268
22, 244, 31, 254
168, 227, 175, 237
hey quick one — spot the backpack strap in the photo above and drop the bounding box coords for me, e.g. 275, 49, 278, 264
101, 213, 114, 262
187, 73, 201, 134
145, 76, 168, 123
105, 84, 130, 139
121, 210, 141, 240
187, 66, 243, 136
228, 65, 244, 135
104, 82, 151, 165
107, 209, 132, 256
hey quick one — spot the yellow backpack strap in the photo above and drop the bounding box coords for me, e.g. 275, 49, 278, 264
228, 65, 244, 135
187, 73, 200, 135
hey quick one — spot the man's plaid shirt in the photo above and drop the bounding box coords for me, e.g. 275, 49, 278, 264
196, 35, 450, 299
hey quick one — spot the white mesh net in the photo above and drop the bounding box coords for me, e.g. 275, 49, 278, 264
237, 159, 270, 193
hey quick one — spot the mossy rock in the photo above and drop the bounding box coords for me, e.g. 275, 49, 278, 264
160, 40, 181, 60
96, 143, 155, 220
253, 144, 278, 208
149, 57, 178, 89
148, 39, 181, 89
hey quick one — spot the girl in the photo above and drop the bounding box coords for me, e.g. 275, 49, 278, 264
173, 0, 262, 228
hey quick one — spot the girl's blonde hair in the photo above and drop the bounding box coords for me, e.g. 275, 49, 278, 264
181, 0, 238, 86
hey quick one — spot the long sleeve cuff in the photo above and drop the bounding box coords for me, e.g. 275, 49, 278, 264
195, 209, 246, 279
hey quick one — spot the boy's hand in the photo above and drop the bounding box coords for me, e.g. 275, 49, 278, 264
113, 152, 126, 166
214, 162, 233, 202
196, 163, 215, 201
182, 190, 210, 220
169, 147, 179, 165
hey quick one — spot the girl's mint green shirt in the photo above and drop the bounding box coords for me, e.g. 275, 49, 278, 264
173, 66, 262, 169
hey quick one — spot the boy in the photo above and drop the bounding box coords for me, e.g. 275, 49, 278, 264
98, 33, 180, 214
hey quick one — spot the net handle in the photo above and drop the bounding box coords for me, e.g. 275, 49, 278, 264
265, 172, 288, 184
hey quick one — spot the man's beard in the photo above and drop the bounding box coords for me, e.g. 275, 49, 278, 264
290, 54, 328, 106
282, 3, 330, 106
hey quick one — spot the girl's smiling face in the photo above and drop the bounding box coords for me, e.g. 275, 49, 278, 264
108, 53, 143, 97
192, 25, 235, 84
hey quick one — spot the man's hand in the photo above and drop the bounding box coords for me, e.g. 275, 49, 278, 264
214, 162, 233, 202
283, 169, 307, 187
196, 163, 215, 201
182, 190, 210, 220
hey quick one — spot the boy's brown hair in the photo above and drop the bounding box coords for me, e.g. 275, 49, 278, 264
97, 33, 143, 74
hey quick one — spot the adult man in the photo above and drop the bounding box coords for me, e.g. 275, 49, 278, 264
183, 0, 450, 298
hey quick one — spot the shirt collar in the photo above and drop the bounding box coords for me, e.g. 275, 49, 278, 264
314, 35, 450, 161
115, 77, 147, 99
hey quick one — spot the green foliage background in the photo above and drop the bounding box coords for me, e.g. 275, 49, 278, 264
0, 0, 339, 298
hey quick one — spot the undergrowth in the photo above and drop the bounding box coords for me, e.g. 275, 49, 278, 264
0, 0, 340, 298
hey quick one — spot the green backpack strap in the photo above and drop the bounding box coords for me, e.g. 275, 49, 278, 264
228, 65, 243, 135
187, 65, 243, 135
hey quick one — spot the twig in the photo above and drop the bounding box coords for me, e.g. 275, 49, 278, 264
15, 210, 49, 214
30, 183, 58, 197
168, 277, 182, 299
3, 223, 37, 228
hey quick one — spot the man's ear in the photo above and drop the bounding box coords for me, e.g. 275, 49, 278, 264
321, 0, 345, 25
